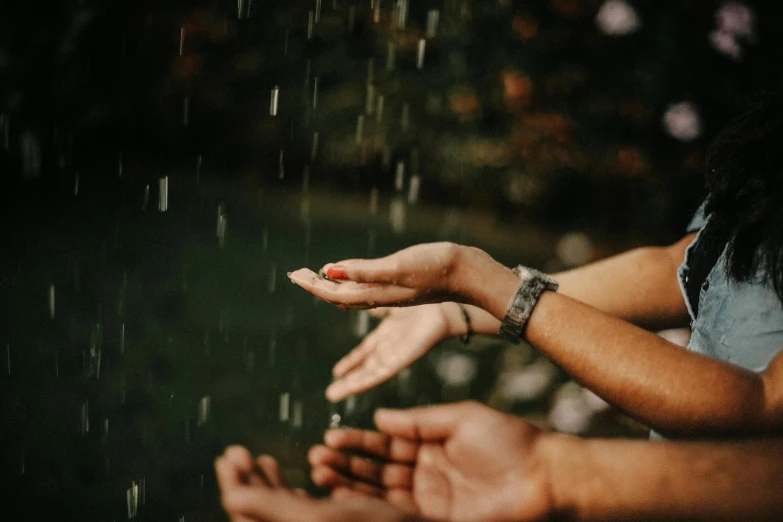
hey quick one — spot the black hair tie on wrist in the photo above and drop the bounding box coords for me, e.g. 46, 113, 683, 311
458, 304, 472, 345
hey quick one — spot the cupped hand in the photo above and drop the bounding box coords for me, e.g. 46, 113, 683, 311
215, 445, 423, 522
288, 242, 470, 310
325, 304, 458, 402
309, 401, 554, 522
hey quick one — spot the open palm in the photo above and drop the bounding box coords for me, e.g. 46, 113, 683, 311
326, 304, 452, 402
309, 402, 552, 522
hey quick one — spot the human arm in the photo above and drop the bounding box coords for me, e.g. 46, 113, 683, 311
310, 401, 783, 522
321, 235, 694, 402
290, 242, 783, 436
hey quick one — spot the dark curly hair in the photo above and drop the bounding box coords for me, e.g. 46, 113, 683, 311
696, 86, 783, 303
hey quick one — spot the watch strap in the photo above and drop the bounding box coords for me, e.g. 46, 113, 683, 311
498, 266, 558, 343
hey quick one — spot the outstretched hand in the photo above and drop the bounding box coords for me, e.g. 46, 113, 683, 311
215, 446, 422, 522
325, 304, 457, 402
309, 401, 555, 522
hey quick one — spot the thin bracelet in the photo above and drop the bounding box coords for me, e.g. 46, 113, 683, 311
457, 304, 472, 345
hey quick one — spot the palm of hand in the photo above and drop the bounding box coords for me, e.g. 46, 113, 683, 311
326, 305, 450, 402
411, 417, 549, 522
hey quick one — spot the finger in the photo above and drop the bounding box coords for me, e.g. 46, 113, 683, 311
221, 487, 320, 522
323, 429, 418, 463
333, 335, 377, 378
310, 465, 386, 497
308, 445, 413, 489
289, 270, 418, 308
322, 256, 402, 284
222, 446, 266, 486
326, 362, 396, 403
411, 444, 452, 520
256, 455, 285, 488
369, 307, 391, 318
374, 402, 481, 441
215, 456, 243, 492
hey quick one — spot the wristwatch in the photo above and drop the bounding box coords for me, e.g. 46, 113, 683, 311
498, 265, 558, 343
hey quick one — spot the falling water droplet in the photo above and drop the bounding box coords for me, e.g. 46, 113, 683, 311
408, 175, 421, 204
102, 418, 109, 445
390, 196, 407, 233
81, 399, 90, 434
74, 171, 80, 196
348, 5, 357, 33
395, 161, 405, 192
396, 0, 408, 29
179, 26, 185, 55
417, 39, 426, 70
142, 184, 150, 211
279, 149, 285, 179
373, 0, 381, 23
279, 392, 290, 422
48, 284, 55, 319
355, 115, 365, 143
365, 84, 375, 115
426, 10, 440, 38
237, 0, 246, 19
376, 95, 385, 122
386, 42, 396, 70
217, 205, 227, 249
292, 400, 303, 428
316, 0, 322, 22
312, 77, 319, 109
127, 480, 139, 519
307, 10, 314, 39
355, 310, 370, 336
270, 86, 279, 116
119, 323, 125, 355
197, 396, 211, 426
283, 28, 290, 54
158, 176, 168, 212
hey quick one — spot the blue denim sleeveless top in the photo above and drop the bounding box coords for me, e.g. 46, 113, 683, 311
650, 205, 783, 439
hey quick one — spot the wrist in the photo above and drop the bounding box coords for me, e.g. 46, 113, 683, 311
451, 246, 519, 320
440, 302, 469, 339
535, 432, 587, 521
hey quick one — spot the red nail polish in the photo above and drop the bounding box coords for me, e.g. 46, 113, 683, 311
326, 266, 347, 280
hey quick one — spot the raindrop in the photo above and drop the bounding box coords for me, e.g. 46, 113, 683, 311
355, 310, 370, 336
217, 204, 227, 248
376, 95, 385, 122
270, 86, 280, 116
386, 42, 396, 70
373, 0, 381, 23
348, 5, 357, 32
292, 400, 303, 428
48, 284, 55, 319
396, 0, 408, 29
312, 77, 319, 109
426, 10, 440, 38
183, 96, 190, 126
119, 323, 125, 355
142, 184, 150, 211
307, 10, 314, 39
279, 149, 285, 179
268, 263, 277, 293
316, 0, 322, 22
389, 196, 406, 233
237, 0, 246, 19
408, 175, 421, 204
88, 324, 103, 379
127, 481, 139, 519
197, 396, 211, 426
416, 39, 426, 70
365, 84, 375, 115
283, 28, 290, 55
279, 392, 290, 422
102, 418, 109, 445
329, 413, 342, 428
179, 26, 185, 55
158, 176, 168, 212
81, 400, 90, 434
74, 171, 80, 196
355, 115, 365, 143
394, 161, 405, 192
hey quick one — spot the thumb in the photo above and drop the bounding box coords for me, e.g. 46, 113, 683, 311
374, 403, 474, 441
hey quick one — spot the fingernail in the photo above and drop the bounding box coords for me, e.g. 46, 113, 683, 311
287, 272, 292, 277
326, 265, 347, 280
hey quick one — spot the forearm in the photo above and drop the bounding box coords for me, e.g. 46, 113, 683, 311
457, 248, 776, 437
544, 434, 783, 521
